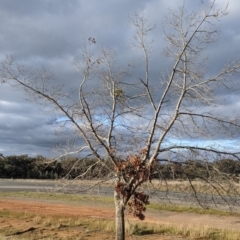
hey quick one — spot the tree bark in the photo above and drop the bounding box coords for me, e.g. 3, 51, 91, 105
114, 190, 125, 240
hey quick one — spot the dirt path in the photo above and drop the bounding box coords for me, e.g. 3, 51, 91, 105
0, 198, 240, 239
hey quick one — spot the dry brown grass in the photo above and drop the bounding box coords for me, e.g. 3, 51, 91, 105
1, 207, 240, 240
144, 179, 240, 196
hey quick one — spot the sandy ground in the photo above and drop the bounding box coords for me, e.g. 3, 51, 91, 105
0, 198, 240, 239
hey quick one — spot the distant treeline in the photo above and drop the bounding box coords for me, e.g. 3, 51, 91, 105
0, 154, 111, 179
0, 153, 240, 180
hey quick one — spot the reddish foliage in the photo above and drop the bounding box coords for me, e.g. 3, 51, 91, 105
114, 153, 152, 220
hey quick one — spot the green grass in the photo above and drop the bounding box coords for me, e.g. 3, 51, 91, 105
0, 191, 113, 203
149, 202, 240, 217
0, 209, 25, 218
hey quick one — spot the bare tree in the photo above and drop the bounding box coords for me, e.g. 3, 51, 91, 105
1, 1, 240, 239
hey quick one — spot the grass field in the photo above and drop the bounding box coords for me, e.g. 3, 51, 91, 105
0, 191, 240, 239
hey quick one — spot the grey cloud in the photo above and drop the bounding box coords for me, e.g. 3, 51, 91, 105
0, 0, 146, 61
0, 97, 66, 156
0, 0, 240, 156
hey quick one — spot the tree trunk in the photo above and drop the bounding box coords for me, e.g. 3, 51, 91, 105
114, 189, 125, 240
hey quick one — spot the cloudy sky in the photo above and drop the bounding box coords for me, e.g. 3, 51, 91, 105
0, 0, 240, 157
